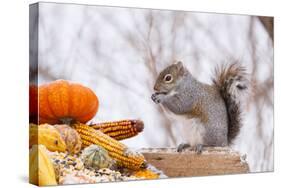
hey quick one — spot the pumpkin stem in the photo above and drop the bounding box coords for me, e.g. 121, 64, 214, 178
60, 117, 75, 125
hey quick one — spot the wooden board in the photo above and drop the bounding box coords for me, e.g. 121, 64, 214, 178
141, 147, 249, 177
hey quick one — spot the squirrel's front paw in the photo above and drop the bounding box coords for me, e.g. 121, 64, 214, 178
151, 93, 166, 104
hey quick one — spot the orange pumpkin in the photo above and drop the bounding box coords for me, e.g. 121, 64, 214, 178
29, 85, 38, 123
39, 80, 99, 124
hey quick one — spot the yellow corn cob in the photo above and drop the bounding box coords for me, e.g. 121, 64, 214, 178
72, 123, 146, 170
90, 120, 144, 141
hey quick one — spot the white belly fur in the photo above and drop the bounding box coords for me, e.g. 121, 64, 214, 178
161, 105, 206, 146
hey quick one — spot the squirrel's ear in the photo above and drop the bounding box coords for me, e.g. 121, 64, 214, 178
175, 61, 185, 75
175, 61, 183, 67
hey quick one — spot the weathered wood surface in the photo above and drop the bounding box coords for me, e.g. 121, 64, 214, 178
141, 147, 249, 177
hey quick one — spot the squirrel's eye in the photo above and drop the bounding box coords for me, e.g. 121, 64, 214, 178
164, 74, 173, 83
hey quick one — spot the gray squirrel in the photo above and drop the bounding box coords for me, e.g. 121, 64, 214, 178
151, 61, 249, 153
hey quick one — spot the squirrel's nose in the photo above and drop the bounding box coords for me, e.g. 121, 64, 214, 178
153, 85, 159, 91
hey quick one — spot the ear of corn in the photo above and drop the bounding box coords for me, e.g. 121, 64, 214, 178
90, 120, 144, 141
72, 123, 146, 170
29, 145, 57, 186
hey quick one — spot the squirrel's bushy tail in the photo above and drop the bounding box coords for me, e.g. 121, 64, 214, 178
212, 62, 249, 144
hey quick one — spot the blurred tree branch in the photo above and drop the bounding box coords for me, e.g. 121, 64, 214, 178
258, 16, 273, 42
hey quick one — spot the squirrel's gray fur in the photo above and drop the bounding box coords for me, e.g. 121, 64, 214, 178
151, 61, 249, 153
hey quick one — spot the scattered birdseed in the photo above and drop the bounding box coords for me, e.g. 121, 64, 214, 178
46, 149, 166, 185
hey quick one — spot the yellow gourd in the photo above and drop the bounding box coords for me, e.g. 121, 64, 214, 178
29, 145, 57, 186
29, 124, 67, 152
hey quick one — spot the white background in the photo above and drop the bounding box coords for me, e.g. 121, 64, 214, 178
0, 0, 279, 188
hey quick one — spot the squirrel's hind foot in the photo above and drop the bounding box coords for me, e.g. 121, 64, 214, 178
194, 144, 203, 154
177, 143, 203, 154
177, 143, 190, 152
